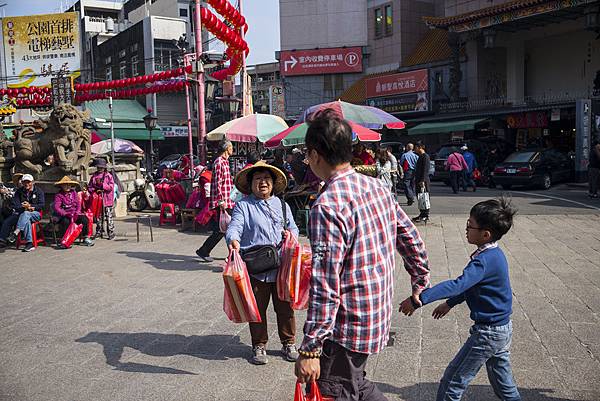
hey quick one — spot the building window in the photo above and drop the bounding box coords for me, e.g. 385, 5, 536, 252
384, 5, 393, 36
435, 71, 443, 95
179, 8, 187, 17
106, 67, 112, 81
131, 43, 138, 52
105, 56, 111, 65
119, 62, 127, 79
119, 49, 126, 58
131, 55, 139, 76
374, 8, 383, 38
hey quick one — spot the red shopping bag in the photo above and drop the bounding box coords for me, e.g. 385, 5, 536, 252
84, 211, 94, 237
472, 168, 482, 181
61, 220, 83, 248
195, 203, 215, 226
169, 182, 186, 206
219, 210, 231, 233
277, 232, 301, 302
89, 192, 103, 220
223, 249, 261, 323
292, 245, 312, 310
294, 381, 323, 401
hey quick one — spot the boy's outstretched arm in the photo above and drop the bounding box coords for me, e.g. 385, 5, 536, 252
432, 302, 452, 319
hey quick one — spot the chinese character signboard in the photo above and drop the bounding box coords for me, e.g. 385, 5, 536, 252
367, 92, 429, 114
161, 126, 189, 138
279, 47, 363, 76
51, 76, 73, 106
269, 85, 285, 119
2, 12, 81, 87
365, 69, 429, 99
575, 99, 591, 179
506, 112, 548, 129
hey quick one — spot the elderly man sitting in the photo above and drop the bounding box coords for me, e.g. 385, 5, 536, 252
0, 174, 45, 252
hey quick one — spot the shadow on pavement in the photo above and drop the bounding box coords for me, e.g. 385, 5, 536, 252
76, 332, 249, 374
117, 251, 222, 272
375, 382, 580, 401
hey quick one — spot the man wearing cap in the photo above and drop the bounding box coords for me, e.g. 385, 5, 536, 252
195, 140, 235, 262
226, 161, 300, 365
0, 174, 45, 252
461, 145, 477, 192
53, 176, 94, 247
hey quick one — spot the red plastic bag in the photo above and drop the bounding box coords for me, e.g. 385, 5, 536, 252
84, 211, 94, 238
195, 203, 215, 226
169, 182, 186, 206
277, 232, 301, 302
61, 221, 83, 248
472, 168, 482, 181
219, 210, 231, 233
89, 192, 103, 220
292, 245, 312, 310
223, 249, 261, 323
294, 381, 323, 401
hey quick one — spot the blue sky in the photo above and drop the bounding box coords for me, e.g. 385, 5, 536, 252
1, 0, 280, 65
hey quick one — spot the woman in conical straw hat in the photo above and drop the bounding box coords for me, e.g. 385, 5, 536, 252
52, 176, 94, 248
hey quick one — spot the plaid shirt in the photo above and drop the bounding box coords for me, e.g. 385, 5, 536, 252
302, 167, 430, 355
471, 241, 498, 259
209, 155, 234, 210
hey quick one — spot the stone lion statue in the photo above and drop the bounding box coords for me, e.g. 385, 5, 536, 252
13, 104, 92, 176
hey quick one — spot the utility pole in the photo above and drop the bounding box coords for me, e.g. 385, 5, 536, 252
239, 0, 248, 116
194, 0, 207, 166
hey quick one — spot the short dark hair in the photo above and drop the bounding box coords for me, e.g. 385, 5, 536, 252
470, 197, 517, 241
305, 109, 353, 166
415, 140, 425, 149
246, 151, 260, 165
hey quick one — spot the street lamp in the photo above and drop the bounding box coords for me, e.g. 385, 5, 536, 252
143, 112, 158, 172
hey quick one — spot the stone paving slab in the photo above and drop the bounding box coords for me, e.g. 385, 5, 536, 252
0, 212, 599, 401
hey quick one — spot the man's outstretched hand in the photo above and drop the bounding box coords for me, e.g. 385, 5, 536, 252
399, 294, 421, 316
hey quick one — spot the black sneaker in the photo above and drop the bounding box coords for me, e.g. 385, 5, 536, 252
195, 249, 214, 263
7, 231, 17, 244
22, 243, 35, 252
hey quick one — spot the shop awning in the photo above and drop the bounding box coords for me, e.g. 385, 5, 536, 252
407, 118, 487, 135
86, 99, 163, 140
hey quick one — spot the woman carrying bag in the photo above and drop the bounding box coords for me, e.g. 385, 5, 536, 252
225, 161, 300, 366
413, 141, 431, 223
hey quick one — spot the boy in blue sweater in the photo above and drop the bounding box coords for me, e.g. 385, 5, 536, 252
400, 197, 521, 401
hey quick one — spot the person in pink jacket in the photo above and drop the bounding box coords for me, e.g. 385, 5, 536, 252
445, 147, 469, 194
88, 158, 115, 239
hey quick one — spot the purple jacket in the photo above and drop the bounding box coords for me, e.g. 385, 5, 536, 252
53, 190, 81, 218
88, 171, 115, 207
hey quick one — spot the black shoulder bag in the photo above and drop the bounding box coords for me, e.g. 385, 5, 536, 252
241, 198, 288, 274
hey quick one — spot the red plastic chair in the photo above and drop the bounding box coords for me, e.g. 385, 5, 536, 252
159, 203, 177, 226
16, 220, 47, 249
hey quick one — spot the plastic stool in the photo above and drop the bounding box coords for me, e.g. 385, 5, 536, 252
16, 221, 47, 249
159, 203, 177, 226
135, 214, 154, 242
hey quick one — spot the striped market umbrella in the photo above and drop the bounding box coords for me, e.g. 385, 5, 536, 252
297, 100, 406, 129
207, 113, 289, 143
264, 121, 381, 149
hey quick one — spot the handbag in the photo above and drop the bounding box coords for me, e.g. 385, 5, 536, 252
241, 198, 287, 275
417, 188, 430, 210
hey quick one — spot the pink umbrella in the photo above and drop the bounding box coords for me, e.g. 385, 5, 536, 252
265, 121, 381, 149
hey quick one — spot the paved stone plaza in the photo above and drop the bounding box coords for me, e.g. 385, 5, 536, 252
1, 189, 599, 401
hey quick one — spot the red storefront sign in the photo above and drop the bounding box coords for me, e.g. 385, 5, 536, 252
365, 69, 429, 99
279, 47, 363, 76
506, 112, 548, 128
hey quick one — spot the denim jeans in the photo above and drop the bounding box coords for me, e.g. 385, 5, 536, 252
403, 170, 415, 202
0, 211, 41, 243
437, 321, 521, 401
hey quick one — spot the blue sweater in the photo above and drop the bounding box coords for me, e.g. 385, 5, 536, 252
420, 246, 512, 326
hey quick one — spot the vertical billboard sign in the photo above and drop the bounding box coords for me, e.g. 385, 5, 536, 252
2, 12, 81, 87
269, 85, 285, 119
575, 99, 591, 181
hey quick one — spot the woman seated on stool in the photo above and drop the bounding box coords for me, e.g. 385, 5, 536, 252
52, 176, 94, 248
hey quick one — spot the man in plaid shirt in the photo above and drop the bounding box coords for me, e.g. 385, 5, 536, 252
294, 111, 430, 401
196, 140, 235, 262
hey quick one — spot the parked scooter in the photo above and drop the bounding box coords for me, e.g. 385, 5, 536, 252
128, 174, 160, 212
